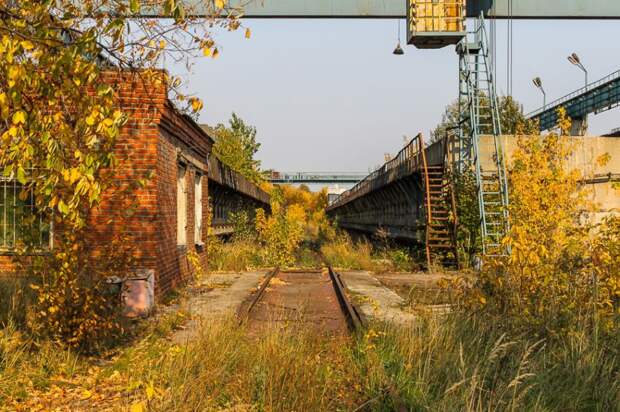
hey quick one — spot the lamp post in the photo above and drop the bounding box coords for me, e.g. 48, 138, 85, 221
532, 77, 546, 109
567, 53, 588, 90
567, 53, 589, 135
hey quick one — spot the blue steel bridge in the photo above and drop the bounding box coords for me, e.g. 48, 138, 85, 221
269, 172, 366, 185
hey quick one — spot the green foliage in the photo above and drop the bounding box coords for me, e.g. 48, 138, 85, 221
431, 96, 537, 142
206, 236, 263, 272
228, 210, 255, 242
213, 113, 265, 184
452, 169, 481, 265
255, 201, 306, 267
5, 312, 617, 410
352, 315, 619, 411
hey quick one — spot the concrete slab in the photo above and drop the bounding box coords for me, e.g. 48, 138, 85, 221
339, 270, 417, 325
172, 271, 266, 344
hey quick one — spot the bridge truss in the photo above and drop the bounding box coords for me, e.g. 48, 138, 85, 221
527, 70, 620, 133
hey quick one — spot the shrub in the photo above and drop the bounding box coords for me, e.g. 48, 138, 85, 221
22, 232, 132, 351
455, 110, 620, 337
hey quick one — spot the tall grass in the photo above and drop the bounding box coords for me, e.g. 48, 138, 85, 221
2, 309, 618, 410
153, 320, 357, 411
0, 277, 32, 327
321, 235, 417, 272
206, 237, 266, 272
353, 314, 620, 411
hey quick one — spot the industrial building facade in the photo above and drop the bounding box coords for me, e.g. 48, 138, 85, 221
0, 71, 269, 297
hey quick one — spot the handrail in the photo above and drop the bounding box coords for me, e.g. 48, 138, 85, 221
444, 133, 460, 269
419, 133, 432, 269
328, 133, 425, 209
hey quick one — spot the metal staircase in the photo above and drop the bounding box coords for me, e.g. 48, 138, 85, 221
420, 138, 459, 269
457, 14, 511, 257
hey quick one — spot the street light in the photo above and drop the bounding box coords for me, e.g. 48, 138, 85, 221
532, 77, 546, 109
567, 53, 589, 135
567, 52, 588, 90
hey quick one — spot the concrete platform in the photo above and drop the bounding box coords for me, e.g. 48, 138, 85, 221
172, 271, 266, 344
339, 271, 417, 325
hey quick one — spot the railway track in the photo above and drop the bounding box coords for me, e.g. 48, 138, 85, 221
239, 266, 366, 335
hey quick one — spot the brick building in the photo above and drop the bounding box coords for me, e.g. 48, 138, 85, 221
0, 70, 269, 298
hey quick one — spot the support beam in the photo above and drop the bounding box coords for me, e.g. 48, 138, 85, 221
179, 0, 620, 19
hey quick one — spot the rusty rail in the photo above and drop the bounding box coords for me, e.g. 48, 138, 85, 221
328, 266, 366, 332
238, 267, 279, 323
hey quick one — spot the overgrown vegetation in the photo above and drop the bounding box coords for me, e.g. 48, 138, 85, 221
3, 312, 617, 411
449, 108, 620, 340
212, 113, 266, 184
206, 182, 417, 272
431, 95, 538, 142
0, 0, 246, 349
321, 234, 417, 273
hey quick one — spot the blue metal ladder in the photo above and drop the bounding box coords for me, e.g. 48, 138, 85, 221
457, 14, 510, 257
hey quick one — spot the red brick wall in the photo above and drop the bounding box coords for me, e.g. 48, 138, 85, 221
89, 71, 166, 277
153, 102, 211, 295
1, 70, 213, 299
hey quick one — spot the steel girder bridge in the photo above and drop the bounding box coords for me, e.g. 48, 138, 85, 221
325, 134, 460, 268
208, 156, 270, 236
269, 172, 366, 185
527, 69, 620, 133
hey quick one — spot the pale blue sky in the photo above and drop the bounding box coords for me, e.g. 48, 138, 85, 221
169, 18, 620, 173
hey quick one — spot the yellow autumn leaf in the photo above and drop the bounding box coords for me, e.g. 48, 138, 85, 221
130, 401, 145, 412
190, 98, 203, 112
145, 382, 155, 400
245, 28, 251, 39
202, 47, 212, 57
81, 389, 93, 400
215, 0, 225, 9
20, 40, 34, 50
12, 110, 26, 125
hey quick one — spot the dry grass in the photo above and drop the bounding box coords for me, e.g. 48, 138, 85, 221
321, 235, 417, 273
1, 308, 619, 411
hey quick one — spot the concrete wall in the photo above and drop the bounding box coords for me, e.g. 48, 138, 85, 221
479, 135, 620, 223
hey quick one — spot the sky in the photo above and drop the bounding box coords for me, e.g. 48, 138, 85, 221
168, 18, 620, 174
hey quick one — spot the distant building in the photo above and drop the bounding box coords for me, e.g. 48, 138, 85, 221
327, 184, 347, 205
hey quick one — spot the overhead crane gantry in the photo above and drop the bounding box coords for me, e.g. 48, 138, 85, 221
145, 1, 620, 19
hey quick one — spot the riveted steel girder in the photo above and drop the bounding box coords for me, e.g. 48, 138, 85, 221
151, 1, 620, 19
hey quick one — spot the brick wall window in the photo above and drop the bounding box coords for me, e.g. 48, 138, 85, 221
194, 174, 203, 245
0, 178, 51, 251
177, 165, 187, 246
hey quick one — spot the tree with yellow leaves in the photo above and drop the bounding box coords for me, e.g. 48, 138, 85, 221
467, 108, 619, 337
0, 0, 247, 348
